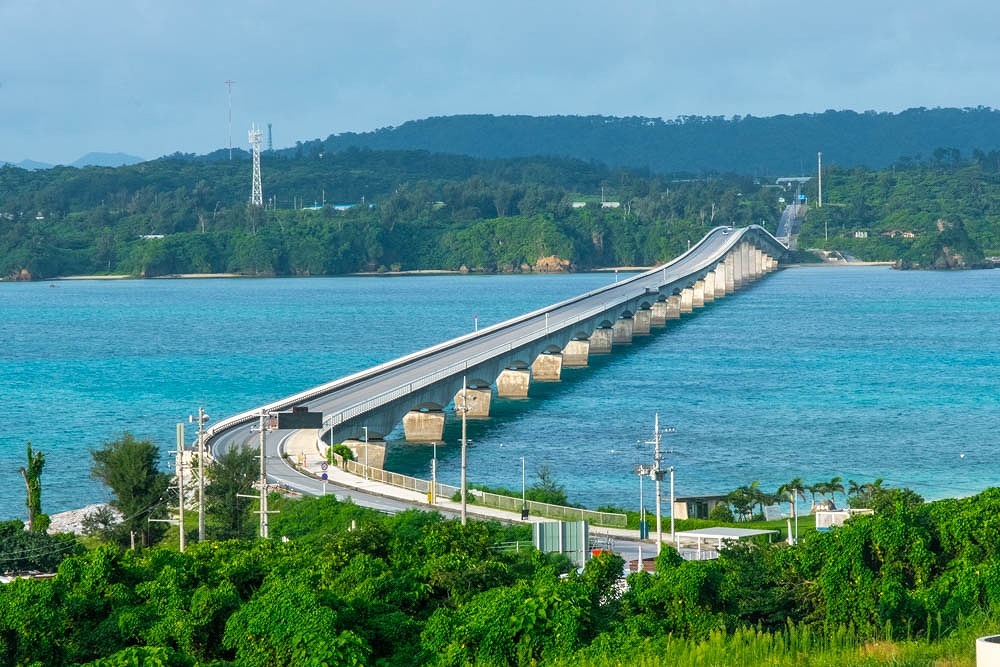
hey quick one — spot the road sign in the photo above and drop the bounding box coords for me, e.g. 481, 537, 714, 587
320, 462, 328, 471
321, 472, 328, 480
276, 409, 323, 429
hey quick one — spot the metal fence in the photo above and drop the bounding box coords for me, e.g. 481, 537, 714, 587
330, 454, 626, 527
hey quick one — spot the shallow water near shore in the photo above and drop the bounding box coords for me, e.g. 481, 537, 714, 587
1, 266, 997, 520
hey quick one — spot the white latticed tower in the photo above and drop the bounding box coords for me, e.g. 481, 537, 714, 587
249, 123, 263, 207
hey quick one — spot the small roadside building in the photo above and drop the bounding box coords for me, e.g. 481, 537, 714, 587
672, 494, 727, 520
815, 508, 874, 531
673, 527, 779, 561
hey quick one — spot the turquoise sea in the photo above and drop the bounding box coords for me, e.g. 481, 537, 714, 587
1, 266, 997, 521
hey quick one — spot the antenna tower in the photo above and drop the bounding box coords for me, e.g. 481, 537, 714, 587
267, 123, 273, 152
249, 123, 263, 206
225, 80, 235, 160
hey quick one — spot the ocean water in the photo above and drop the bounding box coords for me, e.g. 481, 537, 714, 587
1, 266, 997, 520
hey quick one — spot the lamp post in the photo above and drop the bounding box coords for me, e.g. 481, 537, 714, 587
669, 465, 676, 547
363, 426, 370, 478
431, 441, 438, 504
521, 455, 528, 519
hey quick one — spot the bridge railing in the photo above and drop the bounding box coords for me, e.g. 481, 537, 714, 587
333, 456, 626, 527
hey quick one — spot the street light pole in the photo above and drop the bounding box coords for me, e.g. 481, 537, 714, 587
431, 441, 438, 504
521, 455, 526, 518
669, 465, 676, 547
363, 426, 369, 480
175, 423, 186, 553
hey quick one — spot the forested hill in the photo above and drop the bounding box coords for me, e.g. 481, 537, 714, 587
304, 108, 1000, 175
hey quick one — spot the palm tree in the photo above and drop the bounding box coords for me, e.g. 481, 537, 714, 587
777, 477, 807, 543
828, 476, 845, 506
847, 479, 863, 498
807, 482, 826, 511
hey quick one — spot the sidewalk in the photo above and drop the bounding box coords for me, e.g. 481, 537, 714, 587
280, 430, 646, 542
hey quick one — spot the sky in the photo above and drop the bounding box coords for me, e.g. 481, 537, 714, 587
2, 1, 1000, 165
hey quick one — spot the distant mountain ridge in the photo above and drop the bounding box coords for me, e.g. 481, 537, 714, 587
1, 152, 144, 170
302, 108, 1000, 175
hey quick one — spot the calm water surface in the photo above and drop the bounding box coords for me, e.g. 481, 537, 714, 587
1, 267, 997, 520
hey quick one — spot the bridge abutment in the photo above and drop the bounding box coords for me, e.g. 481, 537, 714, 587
341, 438, 388, 470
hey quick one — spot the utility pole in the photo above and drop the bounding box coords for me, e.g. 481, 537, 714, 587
225, 80, 235, 160
460, 377, 469, 525
175, 423, 186, 552
151, 423, 187, 551
817, 151, 823, 208
258, 409, 270, 539
190, 407, 209, 542
645, 414, 676, 554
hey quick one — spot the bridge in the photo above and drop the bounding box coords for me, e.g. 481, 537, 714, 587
207, 225, 786, 474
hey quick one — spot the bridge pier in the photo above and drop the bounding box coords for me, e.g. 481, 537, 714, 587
589, 327, 613, 354
680, 288, 694, 313
497, 368, 531, 398
650, 299, 668, 326
693, 280, 706, 307
403, 409, 445, 442
612, 316, 634, 345
531, 352, 563, 381
562, 339, 589, 367
713, 263, 728, 297
666, 294, 682, 319
341, 438, 387, 470
753, 248, 763, 278
725, 253, 737, 292
703, 272, 716, 302
633, 308, 652, 335
454, 385, 492, 417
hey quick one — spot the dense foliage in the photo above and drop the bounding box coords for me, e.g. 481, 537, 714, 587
306, 108, 1000, 174
2, 139, 999, 281
2, 488, 1000, 665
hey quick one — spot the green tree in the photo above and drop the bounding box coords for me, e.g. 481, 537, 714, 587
19, 442, 48, 533
90, 432, 170, 547
205, 446, 257, 540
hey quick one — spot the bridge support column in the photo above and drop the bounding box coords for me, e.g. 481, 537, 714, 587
713, 264, 728, 297
454, 386, 492, 417
702, 272, 716, 302
745, 247, 756, 280
531, 352, 563, 381
562, 339, 590, 367
680, 288, 694, 313
633, 309, 652, 335
651, 300, 668, 326
612, 317, 634, 345
753, 248, 763, 278
736, 244, 749, 288
666, 295, 682, 319
725, 253, 737, 292
589, 328, 613, 354
342, 438, 387, 470
403, 410, 445, 442
497, 368, 531, 398
692, 280, 705, 308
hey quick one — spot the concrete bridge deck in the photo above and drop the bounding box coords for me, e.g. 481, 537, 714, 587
207, 225, 785, 481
